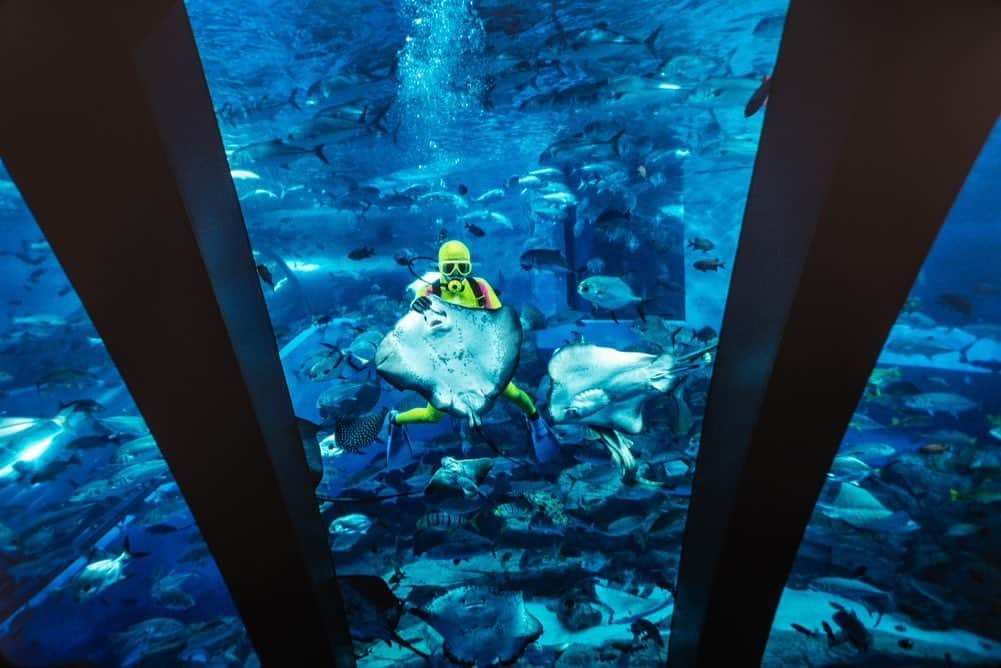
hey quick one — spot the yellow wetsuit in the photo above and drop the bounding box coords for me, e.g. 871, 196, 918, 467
393, 277, 538, 424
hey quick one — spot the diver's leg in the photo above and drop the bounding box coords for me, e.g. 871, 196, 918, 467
393, 403, 445, 424
502, 382, 538, 417
385, 403, 443, 467
502, 382, 559, 463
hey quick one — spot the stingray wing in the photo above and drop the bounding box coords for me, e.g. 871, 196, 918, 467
413, 586, 543, 666
376, 297, 522, 420
547, 344, 657, 433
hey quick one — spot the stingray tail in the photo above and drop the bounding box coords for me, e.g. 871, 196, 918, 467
390, 630, 430, 660
473, 425, 523, 464
648, 343, 719, 391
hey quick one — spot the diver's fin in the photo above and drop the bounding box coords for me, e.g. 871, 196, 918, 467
385, 418, 414, 468
527, 415, 560, 463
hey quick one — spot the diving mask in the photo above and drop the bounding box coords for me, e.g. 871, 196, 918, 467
440, 260, 472, 277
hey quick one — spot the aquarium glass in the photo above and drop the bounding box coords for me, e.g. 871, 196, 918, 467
0, 162, 258, 667
762, 122, 1001, 666
186, 0, 787, 662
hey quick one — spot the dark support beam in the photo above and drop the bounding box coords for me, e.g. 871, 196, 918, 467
0, 3, 355, 666
669, 2, 1001, 667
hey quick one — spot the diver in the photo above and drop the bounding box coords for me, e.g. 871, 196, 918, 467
385, 240, 560, 463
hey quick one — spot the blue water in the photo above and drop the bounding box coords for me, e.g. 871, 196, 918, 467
0, 0, 998, 666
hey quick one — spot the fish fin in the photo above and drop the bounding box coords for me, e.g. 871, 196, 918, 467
312, 145, 329, 165
288, 87, 301, 111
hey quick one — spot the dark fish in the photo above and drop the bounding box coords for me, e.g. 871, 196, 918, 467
316, 378, 381, 420
217, 89, 301, 125
744, 75, 772, 117
894, 625, 907, 632
457, 184, 469, 196
821, 620, 837, 646
593, 208, 630, 230
27, 453, 82, 484
36, 369, 99, 393
899, 638, 914, 649
229, 139, 328, 167
937, 293, 972, 317
687, 237, 715, 252
465, 222, 486, 237
338, 574, 429, 660
790, 623, 815, 637
693, 326, 717, 342
393, 250, 416, 266
348, 247, 376, 260
334, 407, 389, 454
919, 443, 948, 454
256, 264, 274, 289
882, 380, 922, 397
630, 619, 663, 646
57, 285, 73, 297
832, 608, 871, 651
693, 258, 725, 272
520, 248, 570, 272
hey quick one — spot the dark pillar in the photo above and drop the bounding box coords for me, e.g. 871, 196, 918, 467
0, 3, 355, 665
668, 2, 1001, 666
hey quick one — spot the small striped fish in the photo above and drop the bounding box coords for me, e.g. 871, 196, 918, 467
416, 511, 480, 533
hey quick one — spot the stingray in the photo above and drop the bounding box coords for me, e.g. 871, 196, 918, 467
547, 343, 715, 480
424, 456, 493, 498
411, 586, 543, 667
376, 295, 523, 427
337, 574, 429, 661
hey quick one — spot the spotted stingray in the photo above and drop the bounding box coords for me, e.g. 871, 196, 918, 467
547, 342, 715, 480
376, 295, 523, 427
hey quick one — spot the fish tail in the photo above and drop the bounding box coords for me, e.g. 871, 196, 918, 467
288, 87, 301, 111
609, 130, 625, 156
644, 24, 663, 57
124, 536, 151, 559
312, 145, 329, 165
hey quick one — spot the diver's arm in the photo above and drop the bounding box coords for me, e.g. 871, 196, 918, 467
477, 279, 502, 308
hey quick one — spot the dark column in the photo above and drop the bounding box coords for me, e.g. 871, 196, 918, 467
0, 3, 355, 666
668, 2, 1001, 666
